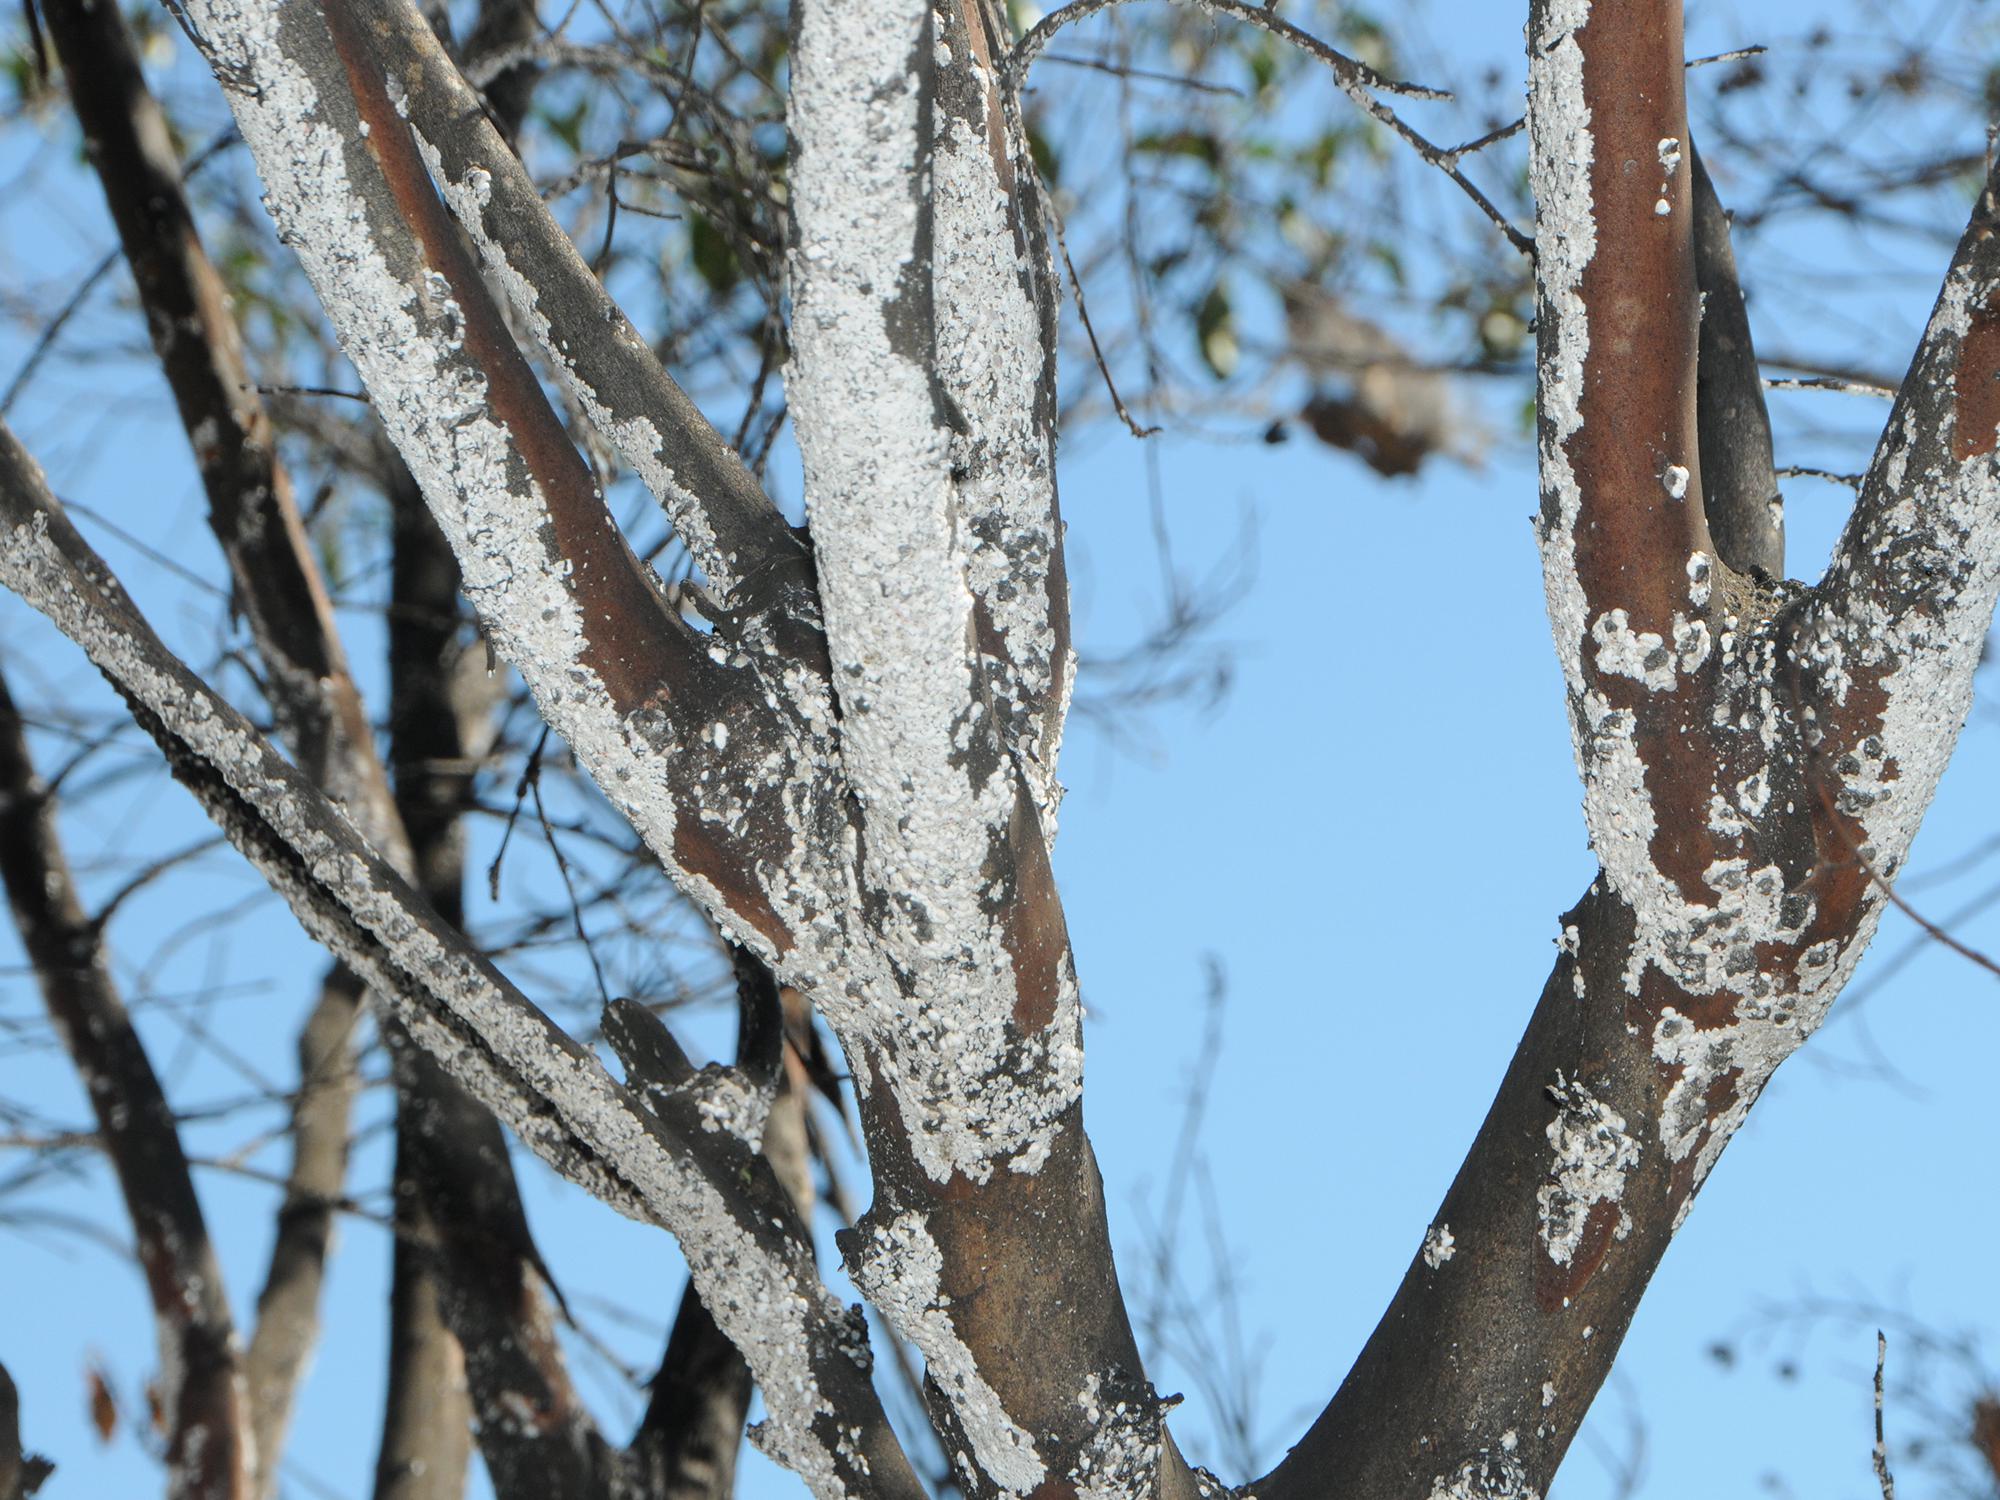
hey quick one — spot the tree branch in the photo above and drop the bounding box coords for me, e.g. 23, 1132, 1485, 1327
934, 0, 1074, 835
0, 667, 252, 1500
246, 966, 364, 1498
1799, 157, 2000, 883
1258, 11, 2000, 1499
0, 431, 923, 1500
43, 0, 403, 848
788, 6, 1187, 1498
339, 0, 816, 630
1690, 141, 1783, 577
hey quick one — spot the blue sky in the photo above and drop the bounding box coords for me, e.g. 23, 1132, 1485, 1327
2, 2, 1997, 1498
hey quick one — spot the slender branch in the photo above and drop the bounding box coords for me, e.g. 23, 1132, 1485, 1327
625, 950, 804, 1500
1765, 375, 1898, 398
245, 968, 364, 1497
1875, 1332, 1898, 1500
788, 7, 1188, 1499
0, 667, 251, 1500
41, 0, 403, 857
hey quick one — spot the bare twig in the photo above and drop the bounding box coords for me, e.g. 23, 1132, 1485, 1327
1775, 465, 1863, 488
1011, 0, 1535, 255
1765, 374, 1899, 398
1047, 191, 1160, 439
1687, 45, 1768, 69
1875, 1332, 1898, 1500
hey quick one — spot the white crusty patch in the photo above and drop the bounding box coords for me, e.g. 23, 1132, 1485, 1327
1589, 610, 1675, 692
929, 53, 1068, 834
1529, 0, 1597, 705
1537, 1074, 1638, 1267
1072, 1373, 1165, 1500
1428, 1450, 1540, 1500
1422, 1223, 1458, 1269
851, 1213, 1044, 1492
786, 0, 1083, 1186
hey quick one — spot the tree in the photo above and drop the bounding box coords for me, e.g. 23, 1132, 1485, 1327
1, 0, 1997, 1498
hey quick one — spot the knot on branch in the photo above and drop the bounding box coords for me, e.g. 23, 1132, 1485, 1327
602, 997, 773, 1147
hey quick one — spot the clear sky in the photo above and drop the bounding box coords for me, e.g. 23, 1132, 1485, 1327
1, 2, 1996, 1499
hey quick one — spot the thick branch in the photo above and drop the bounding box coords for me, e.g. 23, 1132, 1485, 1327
0, 432, 922, 1500
1262, 20, 2000, 1500
1691, 142, 1783, 577
1800, 160, 2000, 866
0, 668, 251, 1500
788, 7, 1182, 1498
933, 0, 1073, 833
340, 0, 814, 623
185, 0, 853, 981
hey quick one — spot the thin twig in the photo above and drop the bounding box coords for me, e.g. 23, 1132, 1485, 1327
1852, 845, 2000, 985
1040, 50, 1243, 97
1875, 1331, 1898, 1500
0, 129, 237, 416
1444, 115, 1525, 162
529, 771, 613, 1008
487, 724, 551, 900
1775, 464, 1863, 487
1045, 190, 1159, 439
1687, 45, 1768, 69
1766, 375, 1898, 398
252, 383, 371, 403
1011, 0, 1535, 256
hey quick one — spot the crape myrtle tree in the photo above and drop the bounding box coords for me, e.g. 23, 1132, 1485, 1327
2, 0, 2000, 1497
